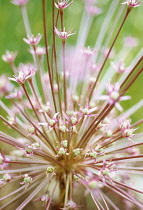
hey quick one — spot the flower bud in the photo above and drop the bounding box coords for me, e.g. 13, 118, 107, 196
72, 95, 79, 102
59, 125, 67, 133
58, 148, 66, 155
71, 116, 77, 125
88, 180, 97, 189
3, 173, 11, 182
23, 174, 32, 184
73, 148, 81, 157
89, 152, 97, 159
46, 166, 54, 173
102, 168, 110, 175
106, 130, 112, 138
62, 140, 68, 148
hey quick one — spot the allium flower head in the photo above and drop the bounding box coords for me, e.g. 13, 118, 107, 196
0, 0, 143, 209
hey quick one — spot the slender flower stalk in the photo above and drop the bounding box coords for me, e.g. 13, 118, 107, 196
0, 0, 143, 210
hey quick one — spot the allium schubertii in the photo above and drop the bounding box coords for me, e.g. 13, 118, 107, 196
0, 0, 143, 209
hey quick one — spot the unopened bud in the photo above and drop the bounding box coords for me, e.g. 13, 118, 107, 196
110, 91, 119, 100
73, 148, 81, 157
82, 108, 89, 115
71, 116, 77, 125
62, 140, 68, 148
28, 126, 36, 134
59, 125, 67, 133
88, 180, 97, 189
23, 174, 32, 184
3, 173, 11, 181
89, 152, 97, 159
58, 148, 66, 155
72, 95, 79, 102
102, 169, 110, 175
26, 145, 33, 154
106, 130, 112, 137
46, 166, 54, 173
49, 119, 56, 127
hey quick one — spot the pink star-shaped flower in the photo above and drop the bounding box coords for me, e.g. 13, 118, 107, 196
54, 27, 76, 40
23, 34, 42, 46
55, 0, 74, 10
121, 0, 141, 8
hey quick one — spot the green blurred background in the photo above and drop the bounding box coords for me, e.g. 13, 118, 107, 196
0, 0, 143, 130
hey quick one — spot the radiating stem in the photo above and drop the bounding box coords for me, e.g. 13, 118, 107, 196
88, 8, 131, 101
64, 174, 70, 207
21, 84, 40, 122
42, 0, 57, 113
52, 1, 62, 114
62, 40, 67, 112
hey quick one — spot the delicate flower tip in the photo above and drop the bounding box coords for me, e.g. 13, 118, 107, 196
3, 173, 11, 182
23, 34, 42, 46
0, 75, 14, 97
9, 64, 36, 83
81, 46, 97, 57
62, 140, 68, 148
28, 46, 46, 56
121, 0, 141, 8
55, 0, 74, 10
85, 5, 102, 15
21, 174, 32, 186
98, 82, 130, 111
7, 115, 17, 125
120, 119, 137, 139
88, 179, 98, 189
2, 50, 17, 63
6, 89, 23, 99
110, 61, 128, 74
46, 166, 55, 173
54, 27, 76, 39
11, 0, 30, 6
27, 126, 36, 135
35, 193, 50, 205
124, 36, 139, 47
63, 200, 78, 210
